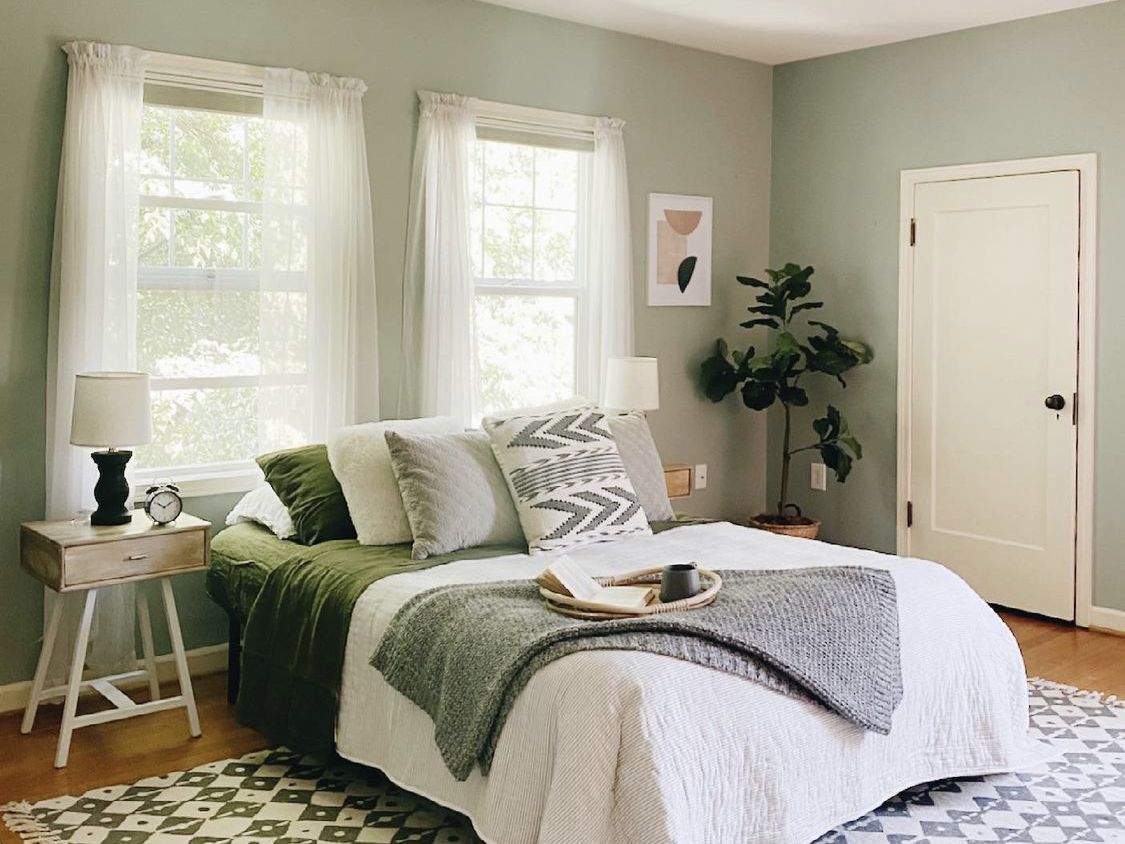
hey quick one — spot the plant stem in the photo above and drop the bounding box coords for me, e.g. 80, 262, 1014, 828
778, 402, 791, 517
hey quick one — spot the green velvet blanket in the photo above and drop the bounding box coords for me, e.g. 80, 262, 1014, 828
223, 537, 523, 757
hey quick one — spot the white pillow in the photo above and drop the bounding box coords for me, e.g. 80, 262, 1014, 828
327, 416, 462, 545
608, 412, 676, 521
482, 406, 652, 553
225, 484, 297, 540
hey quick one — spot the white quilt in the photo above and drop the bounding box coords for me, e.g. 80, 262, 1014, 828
336, 522, 1052, 844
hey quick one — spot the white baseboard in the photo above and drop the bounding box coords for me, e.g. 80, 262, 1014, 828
0, 643, 229, 716
1089, 605, 1125, 635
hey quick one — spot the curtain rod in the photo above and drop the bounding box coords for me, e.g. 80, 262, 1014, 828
420, 90, 613, 138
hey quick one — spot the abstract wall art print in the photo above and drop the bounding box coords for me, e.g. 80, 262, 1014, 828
647, 193, 712, 306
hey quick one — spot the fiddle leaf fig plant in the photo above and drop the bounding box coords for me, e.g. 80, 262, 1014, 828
701, 263, 873, 522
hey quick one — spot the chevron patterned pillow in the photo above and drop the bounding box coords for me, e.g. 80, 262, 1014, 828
482, 408, 652, 553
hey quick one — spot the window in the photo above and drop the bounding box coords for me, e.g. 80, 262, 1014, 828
470, 138, 589, 419
133, 102, 308, 482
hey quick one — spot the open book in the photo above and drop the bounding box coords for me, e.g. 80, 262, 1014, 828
537, 556, 655, 610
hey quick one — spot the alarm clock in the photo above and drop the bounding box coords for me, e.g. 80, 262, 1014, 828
144, 482, 183, 525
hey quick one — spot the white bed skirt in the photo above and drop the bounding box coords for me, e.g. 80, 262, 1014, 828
336, 522, 1052, 844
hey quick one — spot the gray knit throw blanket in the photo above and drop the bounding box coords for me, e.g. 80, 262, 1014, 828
371, 567, 902, 781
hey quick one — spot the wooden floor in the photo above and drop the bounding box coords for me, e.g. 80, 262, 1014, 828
0, 612, 1121, 841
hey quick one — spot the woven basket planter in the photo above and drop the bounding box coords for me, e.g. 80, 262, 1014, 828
747, 515, 821, 540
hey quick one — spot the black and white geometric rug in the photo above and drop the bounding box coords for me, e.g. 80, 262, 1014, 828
4, 678, 1122, 844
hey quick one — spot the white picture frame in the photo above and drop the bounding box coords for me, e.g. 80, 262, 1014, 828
647, 193, 713, 307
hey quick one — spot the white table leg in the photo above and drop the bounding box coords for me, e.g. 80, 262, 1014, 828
136, 586, 161, 702
56, 589, 97, 768
160, 578, 200, 737
21, 594, 64, 734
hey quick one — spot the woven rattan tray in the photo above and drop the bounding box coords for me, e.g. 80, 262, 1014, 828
539, 565, 722, 620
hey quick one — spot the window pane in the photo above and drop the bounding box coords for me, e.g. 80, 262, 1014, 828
141, 106, 171, 178
173, 109, 246, 185
262, 213, 308, 273
137, 386, 258, 469
135, 383, 307, 470
484, 141, 533, 206
140, 207, 171, 268
260, 291, 309, 375
483, 205, 532, 279
137, 289, 261, 379
473, 294, 575, 417
470, 199, 484, 278
534, 147, 579, 210
172, 208, 248, 269
533, 209, 577, 282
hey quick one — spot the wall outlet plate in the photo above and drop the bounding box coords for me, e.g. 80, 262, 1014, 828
810, 462, 827, 491
694, 464, 708, 490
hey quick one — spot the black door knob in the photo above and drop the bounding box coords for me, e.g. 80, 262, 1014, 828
1045, 394, 1066, 411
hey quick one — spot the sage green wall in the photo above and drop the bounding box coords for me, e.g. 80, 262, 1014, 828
770, 1, 1125, 611
0, 0, 772, 685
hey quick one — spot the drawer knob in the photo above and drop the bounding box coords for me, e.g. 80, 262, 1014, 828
126, 553, 149, 561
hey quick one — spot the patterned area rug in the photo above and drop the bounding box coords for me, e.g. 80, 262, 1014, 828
4, 678, 1122, 844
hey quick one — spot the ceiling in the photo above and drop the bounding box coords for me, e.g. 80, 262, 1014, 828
478, 0, 1113, 65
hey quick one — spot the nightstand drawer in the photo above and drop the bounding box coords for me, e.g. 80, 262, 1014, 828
663, 464, 693, 499
64, 530, 206, 588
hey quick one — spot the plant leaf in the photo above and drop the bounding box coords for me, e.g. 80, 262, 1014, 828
791, 301, 824, 315
736, 275, 769, 288
778, 384, 808, 406
740, 380, 777, 410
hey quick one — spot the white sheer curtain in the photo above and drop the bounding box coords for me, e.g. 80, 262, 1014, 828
260, 68, 379, 442
398, 92, 478, 423
44, 41, 147, 683
581, 117, 635, 402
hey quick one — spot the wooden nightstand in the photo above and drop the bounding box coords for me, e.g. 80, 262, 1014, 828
19, 510, 211, 767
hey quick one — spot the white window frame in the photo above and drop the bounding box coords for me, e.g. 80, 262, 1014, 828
133, 51, 275, 499
469, 98, 597, 418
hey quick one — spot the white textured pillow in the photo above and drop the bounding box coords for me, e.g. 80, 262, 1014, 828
607, 413, 676, 521
225, 484, 297, 540
327, 416, 462, 545
482, 407, 651, 553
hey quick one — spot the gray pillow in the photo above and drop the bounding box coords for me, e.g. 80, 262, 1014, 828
607, 412, 675, 521
385, 429, 525, 560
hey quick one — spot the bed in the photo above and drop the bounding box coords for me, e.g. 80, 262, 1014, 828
209, 517, 1050, 844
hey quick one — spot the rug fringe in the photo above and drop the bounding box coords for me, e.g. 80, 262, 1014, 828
1029, 676, 1123, 710
1, 802, 66, 844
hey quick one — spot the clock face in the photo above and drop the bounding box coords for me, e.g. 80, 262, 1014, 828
148, 489, 183, 524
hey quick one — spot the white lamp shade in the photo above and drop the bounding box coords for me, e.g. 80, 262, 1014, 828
70, 372, 153, 448
603, 357, 660, 411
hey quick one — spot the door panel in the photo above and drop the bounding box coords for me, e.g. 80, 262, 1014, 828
908, 171, 1078, 620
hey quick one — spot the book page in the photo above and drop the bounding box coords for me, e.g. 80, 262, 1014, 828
540, 555, 600, 601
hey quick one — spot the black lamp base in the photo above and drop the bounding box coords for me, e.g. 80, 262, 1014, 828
90, 450, 133, 526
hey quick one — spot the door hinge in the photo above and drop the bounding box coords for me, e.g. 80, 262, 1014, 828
1072, 391, 1078, 426
909, 218, 916, 246
906, 500, 913, 527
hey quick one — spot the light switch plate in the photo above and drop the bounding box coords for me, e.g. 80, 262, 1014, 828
810, 462, 827, 491
694, 464, 708, 490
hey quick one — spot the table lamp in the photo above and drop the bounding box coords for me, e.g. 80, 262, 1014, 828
604, 357, 660, 412
70, 372, 153, 526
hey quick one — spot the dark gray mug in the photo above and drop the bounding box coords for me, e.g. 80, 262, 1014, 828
660, 562, 701, 603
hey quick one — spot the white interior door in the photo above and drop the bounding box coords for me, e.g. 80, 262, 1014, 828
907, 170, 1079, 620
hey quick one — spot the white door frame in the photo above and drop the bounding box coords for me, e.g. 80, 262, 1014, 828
896, 154, 1097, 626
